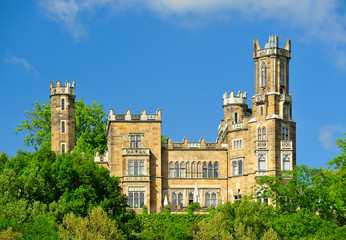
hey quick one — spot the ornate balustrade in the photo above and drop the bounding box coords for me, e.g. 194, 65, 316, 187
255, 171, 268, 177
232, 123, 243, 130
256, 140, 268, 150
188, 143, 200, 148
255, 94, 266, 103
122, 148, 150, 156
280, 94, 292, 102
108, 109, 161, 121
123, 175, 150, 182
281, 140, 293, 150
205, 143, 216, 148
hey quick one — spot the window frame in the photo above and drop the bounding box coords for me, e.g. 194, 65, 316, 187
61, 97, 66, 111
61, 120, 66, 134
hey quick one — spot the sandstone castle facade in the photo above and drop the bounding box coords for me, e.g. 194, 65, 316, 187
50, 35, 296, 213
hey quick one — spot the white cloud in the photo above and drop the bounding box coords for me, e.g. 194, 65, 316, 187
5, 55, 40, 76
38, 0, 346, 67
318, 124, 345, 151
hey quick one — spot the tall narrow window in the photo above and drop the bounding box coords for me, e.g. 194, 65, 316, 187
258, 155, 266, 170
186, 162, 191, 178
208, 162, 213, 178
197, 162, 202, 178
203, 162, 207, 178
169, 162, 174, 178
192, 162, 196, 178
178, 193, 183, 208
61, 98, 65, 110
233, 161, 238, 175
261, 65, 267, 86
139, 161, 144, 175
175, 162, 180, 178
61, 121, 66, 133
129, 161, 134, 175
130, 135, 135, 148
262, 127, 266, 140
61, 143, 66, 154
282, 127, 285, 140
234, 112, 238, 124
136, 135, 141, 148
280, 64, 285, 86
189, 193, 193, 205
258, 128, 262, 140
134, 161, 139, 175
260, 106, 263, 116
172, 193, 177, 208
283, 155, 290, 171
181, 162, 186, 178
285, 128, 289, 140
214, 162, 219, 178
238, 160, 243, 174
211, 193, 217, 206
205, 193, 211, 208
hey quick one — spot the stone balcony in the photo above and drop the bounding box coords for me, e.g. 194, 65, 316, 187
122, 175, 150, 182
280, 94, 292, 103
255, 94, 266, 104
281, 140, 293, 150
122, 148, 150, 156
256, 140, 268, 150
232, 123, 243, 130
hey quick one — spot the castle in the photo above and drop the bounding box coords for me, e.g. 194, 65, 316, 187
50, 35, 296, 213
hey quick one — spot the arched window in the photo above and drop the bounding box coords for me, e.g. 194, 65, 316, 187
169, 162, 174, 178
188, 192, 194, 205
233, 161, 238, 175
261, 65, 267, 86
197, 162, 202, 178
285, 128, 289, 140
258, 155, 266, 170
208, 162, 213, 178
186, 162, 191, 178
205, 193, 211, 207
178, 193, 183, 208
172, 193, 177, 208
61, 143, 66, 154
283, 155, 290, 171
211, 193, 217, 206
61, 98, 65, 110
262, 127, 266, 140
61, 121, 66, 133
238, 160, 243, 175
181, 162, 186, 177
175, 162, 180, 178
258, 128, 262, 140
214, 162, 219, 178
203, 162, 207, 178
192, 162, 196, 178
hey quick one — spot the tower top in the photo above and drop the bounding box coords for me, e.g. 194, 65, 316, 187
50, 80, 76, 96
223, 91, 247, 105
253, 35, 291, 59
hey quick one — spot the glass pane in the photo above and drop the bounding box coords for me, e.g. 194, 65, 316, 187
129, 165, 133, 175
214, 163, 219, 178
170, 169, 174, 178
259, 161, 265, 170
134, 161, 138, 175
283, 161, 290, 171
140, 194, 144, 208
181, 168, 185, 178
139, 165, 144, 175
203, 163, 207, 178
129, 198, 133, 208
189, 193, 193, 200
239, 165, 243, 175
136, 140, 140, 148
134, 192, 138, 198
134, 198, 138, 208
233, 166, 238, 175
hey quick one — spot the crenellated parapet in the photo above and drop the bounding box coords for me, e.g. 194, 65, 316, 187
50, 80, 76, 96
223, 91, 247, 105
108, 109, 161, 121
253, 35, 291, 59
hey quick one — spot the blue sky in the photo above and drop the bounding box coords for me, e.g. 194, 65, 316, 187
1, 0, 346, 168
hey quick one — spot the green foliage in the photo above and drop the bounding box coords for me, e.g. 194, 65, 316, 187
186, 202, 201, 215
142, 205, 148, 215
164, 205, 171, 215
137, 213, 207, 239
246, 107, 252, 116
161, 134, 167, 143
15, 99, 107, 155
0, 152, 9, 173
59, 206, 121, 240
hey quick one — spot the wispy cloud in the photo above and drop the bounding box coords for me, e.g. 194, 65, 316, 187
5, 55, 40, 76
38, 0, 346, 68
318, 124, 345, 151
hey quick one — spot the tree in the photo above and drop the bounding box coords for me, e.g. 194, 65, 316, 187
15, 99, 107, 154
59, 207, 121, 240
0, 152, 8, 173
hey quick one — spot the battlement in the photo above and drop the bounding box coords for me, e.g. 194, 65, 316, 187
108, 109, 162, 121
50, 80, 76, 96
253, 35, 291, 59
223, 91, 247, 105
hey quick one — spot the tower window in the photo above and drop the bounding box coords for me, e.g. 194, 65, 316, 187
61, 98, 65, 111
61, 143, 66, 154
283, 105, 287, 116
260, 106, 263, 116
282, 127, 289, 140
130, 134, 141, 148
258, 128, 262, 140
261, 65, 267, 86
280, 63, 285, 86
234, 112, 238, 124
262, 127, 266, 140
258, 155, 266, 170
283, 155, 290, 171
61, 121, 66, 133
